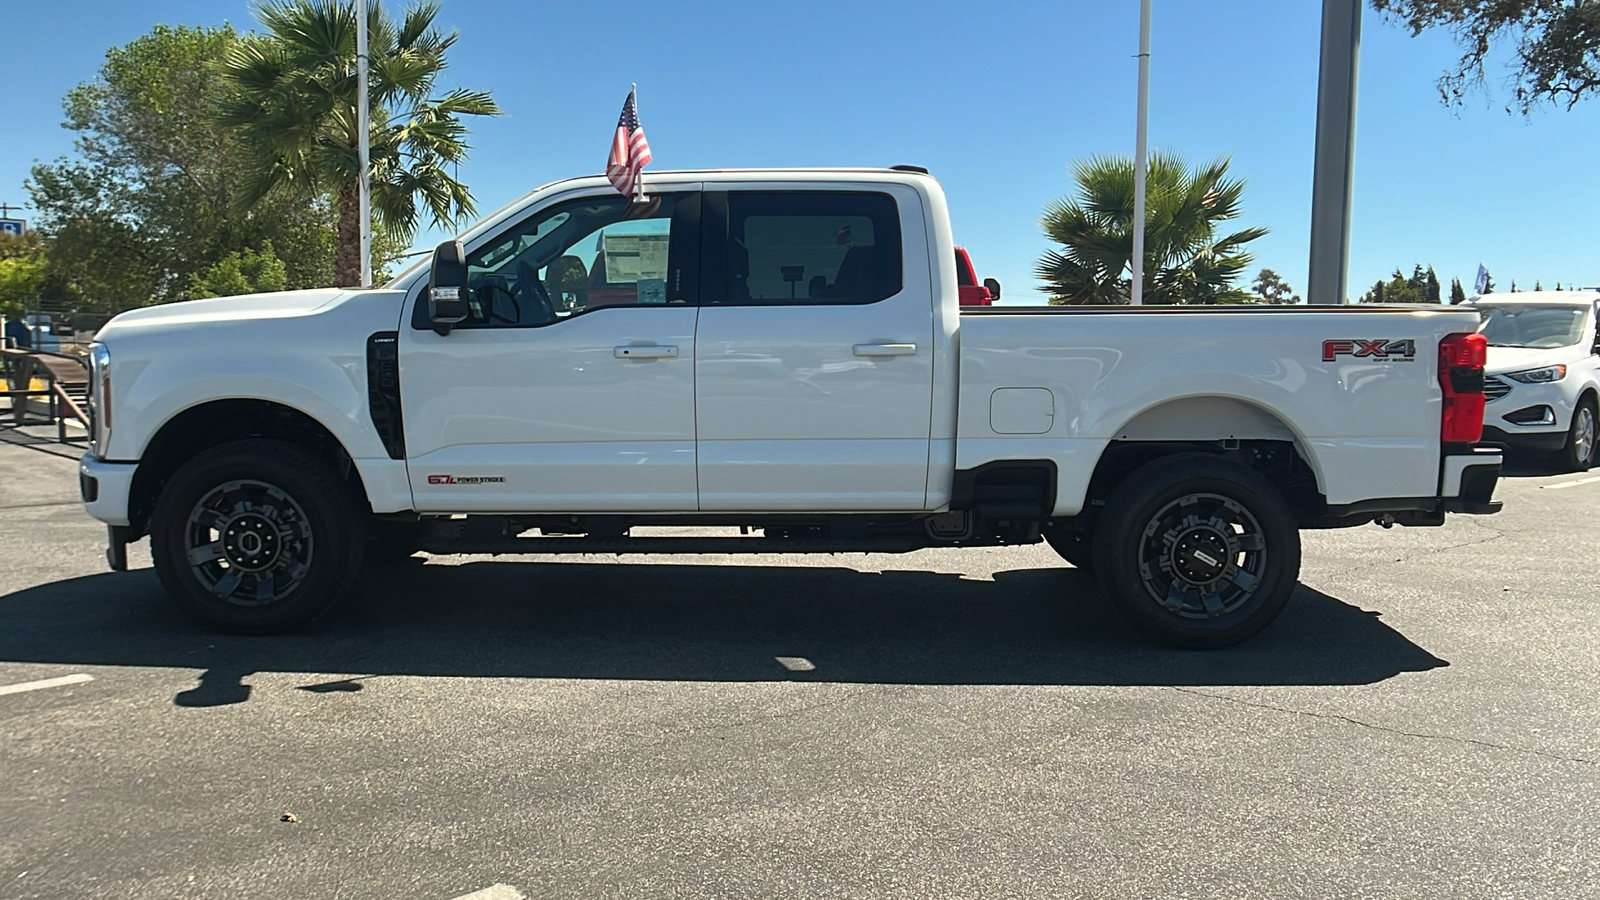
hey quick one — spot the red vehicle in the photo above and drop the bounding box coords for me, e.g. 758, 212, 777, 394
955, 246, 1001, 306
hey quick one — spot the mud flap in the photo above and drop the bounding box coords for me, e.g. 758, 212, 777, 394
106, 525, 129, 572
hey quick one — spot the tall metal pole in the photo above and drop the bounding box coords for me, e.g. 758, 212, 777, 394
1130, 0, 1152, 306
356, 0, 373, 288
1308, 0, 1361, 304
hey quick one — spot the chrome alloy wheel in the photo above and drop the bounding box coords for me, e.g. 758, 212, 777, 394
184, 479, 314, 606
1574, 406, 1596, 466
1137, 492, 1268, 619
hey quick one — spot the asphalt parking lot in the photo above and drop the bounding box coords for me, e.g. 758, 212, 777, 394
2, 426, 1597, 900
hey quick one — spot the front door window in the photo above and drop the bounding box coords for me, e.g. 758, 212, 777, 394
423, 194, 688, 330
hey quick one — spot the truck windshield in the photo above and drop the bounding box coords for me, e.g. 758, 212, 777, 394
1475, 303, 1589, 349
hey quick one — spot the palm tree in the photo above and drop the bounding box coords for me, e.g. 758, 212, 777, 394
1037, 153, 1267, 305
217, 0, 500, 286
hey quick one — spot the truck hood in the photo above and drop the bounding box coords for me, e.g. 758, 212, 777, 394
100, 288, 352, 334
1484, 344, 1581, 375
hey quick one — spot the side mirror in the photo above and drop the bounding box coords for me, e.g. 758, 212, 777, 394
428, 240, 470, 335
982, 277, 1002, 302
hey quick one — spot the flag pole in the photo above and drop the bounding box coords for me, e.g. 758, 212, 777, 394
1130, 0, 1151, 306
357, 0, 372, 288
632, 83, 645, 203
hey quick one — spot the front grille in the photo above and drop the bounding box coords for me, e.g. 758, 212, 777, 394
1484, 375, 1511, 402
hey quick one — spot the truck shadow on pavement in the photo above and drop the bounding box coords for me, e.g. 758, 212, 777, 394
0, 558, 1447, 706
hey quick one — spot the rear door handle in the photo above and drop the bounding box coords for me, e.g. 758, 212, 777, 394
614, 345, 679, 359
853, 343, 918, 358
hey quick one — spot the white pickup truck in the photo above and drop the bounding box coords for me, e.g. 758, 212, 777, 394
78, 167, 1502, 647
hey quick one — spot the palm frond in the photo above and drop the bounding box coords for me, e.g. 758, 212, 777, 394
1038, 151, 1267, 305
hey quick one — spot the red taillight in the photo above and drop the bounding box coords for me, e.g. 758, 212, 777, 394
1439, 332, 1487, 444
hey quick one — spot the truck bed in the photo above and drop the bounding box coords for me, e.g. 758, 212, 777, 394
953, 304, 1485, 516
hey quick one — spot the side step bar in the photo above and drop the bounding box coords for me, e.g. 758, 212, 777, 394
415, 536, 934, 556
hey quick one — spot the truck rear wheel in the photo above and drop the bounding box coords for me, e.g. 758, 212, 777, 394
1092, 453, 1300, 649
149, 439, 365, 634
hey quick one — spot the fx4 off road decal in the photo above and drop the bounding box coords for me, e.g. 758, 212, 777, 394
1322, 339, 1417, 363
427, 474, 507, 485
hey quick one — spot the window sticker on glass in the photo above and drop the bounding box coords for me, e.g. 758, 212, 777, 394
637, 278, 667, 304
602, 233, 669, 284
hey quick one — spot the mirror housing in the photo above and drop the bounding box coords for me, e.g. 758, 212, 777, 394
428, 240, 470, 335
982, 278, 1002, 303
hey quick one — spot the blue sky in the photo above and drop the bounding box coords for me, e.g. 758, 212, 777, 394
2, 0, 1595, 303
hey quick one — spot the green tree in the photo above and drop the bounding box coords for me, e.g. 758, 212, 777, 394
1450, 276, 1467, 305
1252, 268, 1300, 304
1360, 267, 1429, 304
217, 0, 501, 287
1480, 268, 1496, 294
1372, 1, 1600, 111
27, 24, 340, 311
0, 233, 49, 318
1535, 280, 1544, 291
188, 241, 291, 298
1424, 265, 1441, 303
1038, 153, 1267, 305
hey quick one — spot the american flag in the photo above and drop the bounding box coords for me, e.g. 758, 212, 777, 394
606, 88, 652, 197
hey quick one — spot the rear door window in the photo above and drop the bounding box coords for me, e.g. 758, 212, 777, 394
717, 192, 902, 306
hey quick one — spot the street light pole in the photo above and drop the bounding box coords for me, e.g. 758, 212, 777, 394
1308, 0, 1362, 304
1130, 0, 1152, 306
356, 0, 372, 288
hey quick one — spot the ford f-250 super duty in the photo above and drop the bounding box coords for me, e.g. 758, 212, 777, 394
78, 167, 1502, 647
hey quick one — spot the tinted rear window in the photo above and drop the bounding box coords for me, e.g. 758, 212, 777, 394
725, 192, 902, 305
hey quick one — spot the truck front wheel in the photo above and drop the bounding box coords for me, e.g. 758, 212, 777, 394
149, 439, 365, 634
1092, 453, 1301, 649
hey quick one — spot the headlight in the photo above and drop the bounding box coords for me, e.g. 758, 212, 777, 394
1504, 365, 1566, 384
89, 342, 112, 458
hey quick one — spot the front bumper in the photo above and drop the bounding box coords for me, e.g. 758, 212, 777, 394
1483, 377, 1574, 452
1481, 425, 1566, 453
79, 454, 137, 527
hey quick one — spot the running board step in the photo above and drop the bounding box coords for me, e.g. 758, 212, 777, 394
415, 536, 933, 556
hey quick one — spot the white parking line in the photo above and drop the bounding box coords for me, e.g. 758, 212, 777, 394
0, 673, 94, 697
450, 886, 525, 900
1543, 475, 1600, 490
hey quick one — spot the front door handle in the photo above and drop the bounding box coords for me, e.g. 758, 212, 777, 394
853, 343, 918, 358
614, 345, 679, 359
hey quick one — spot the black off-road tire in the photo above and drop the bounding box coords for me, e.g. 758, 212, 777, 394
149, 439, 365, 634
1559, 397, 1598, 473
1092, 453, 1301, 649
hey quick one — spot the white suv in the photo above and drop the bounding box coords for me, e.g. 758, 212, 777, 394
1471, 291, 1600, 470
